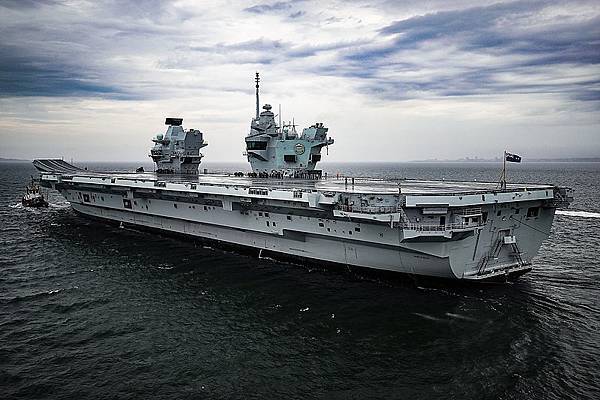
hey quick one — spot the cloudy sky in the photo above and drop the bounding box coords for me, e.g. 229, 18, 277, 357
0, 0, 598, 162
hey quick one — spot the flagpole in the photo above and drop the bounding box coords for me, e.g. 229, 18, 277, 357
502, 150, 506, 190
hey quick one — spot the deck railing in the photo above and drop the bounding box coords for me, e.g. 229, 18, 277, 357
401, 221, 484, 232
336, 204, 400, 214
456, 207, 483, 216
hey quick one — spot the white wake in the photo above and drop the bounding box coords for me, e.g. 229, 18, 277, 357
556, 210, 600, 219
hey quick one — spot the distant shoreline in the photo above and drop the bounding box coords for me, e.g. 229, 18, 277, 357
0, 158, 29, 162
407, 158, 600, 163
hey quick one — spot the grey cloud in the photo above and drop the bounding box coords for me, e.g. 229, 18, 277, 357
378, 1, 600, 65
1, 0, 598, 109
185, 38, 368, 65
244, 1, 294, 14
0, 0, 188, 98
0, 0, 60, 10
289, 11, 305, 18
0, 43, 131, 98
325, 0, 600, 103
189, 39, 286, 53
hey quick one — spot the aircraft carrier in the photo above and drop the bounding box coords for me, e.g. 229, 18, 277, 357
34, 73, 572, 281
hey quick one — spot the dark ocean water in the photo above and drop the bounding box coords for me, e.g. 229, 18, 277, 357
1, 161, 599, 400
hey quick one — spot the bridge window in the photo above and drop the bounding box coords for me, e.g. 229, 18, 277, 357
123, 199, 132, 209
247, 141, 267, 150
249, 188, 269, 196
284, 154, 297, 163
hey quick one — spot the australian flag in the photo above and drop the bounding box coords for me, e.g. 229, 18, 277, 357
505, 152, 522, 163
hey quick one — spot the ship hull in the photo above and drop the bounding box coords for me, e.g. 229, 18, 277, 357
71, 205, 533, 283
70, 202, 456, 278
34, 162, 565, 283
64, 195, 553, 281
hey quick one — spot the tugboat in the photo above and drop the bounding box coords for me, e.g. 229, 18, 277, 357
22, 178, 49, 207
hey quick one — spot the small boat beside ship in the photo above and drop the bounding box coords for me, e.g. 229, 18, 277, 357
22, 178, 48, 208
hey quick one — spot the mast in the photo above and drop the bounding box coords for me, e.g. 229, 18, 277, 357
255, 72, 260, 119
501, 150, 507, 190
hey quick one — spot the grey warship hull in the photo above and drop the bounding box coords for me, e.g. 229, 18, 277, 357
33, 74, 571, 282
35, 161, 568, 281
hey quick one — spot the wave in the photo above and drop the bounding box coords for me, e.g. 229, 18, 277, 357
413, 312, 445, 322
8, 201, 69, 211
445, 312, 478, 322
49, 202, 71, 209
3, 287, 75, 304
556, 210, 600, 219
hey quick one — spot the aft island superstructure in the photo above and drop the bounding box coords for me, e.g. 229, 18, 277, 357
246, 73, 333, 177
34, 74, 572, 281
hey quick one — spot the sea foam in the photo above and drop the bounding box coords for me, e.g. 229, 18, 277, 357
556, 210, 600, 219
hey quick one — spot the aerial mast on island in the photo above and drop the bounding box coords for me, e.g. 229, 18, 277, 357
255, 72, 260, 119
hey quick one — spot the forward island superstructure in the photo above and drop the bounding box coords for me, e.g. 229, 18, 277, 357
34, 74, 572, 281
150, 117, 207, 174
